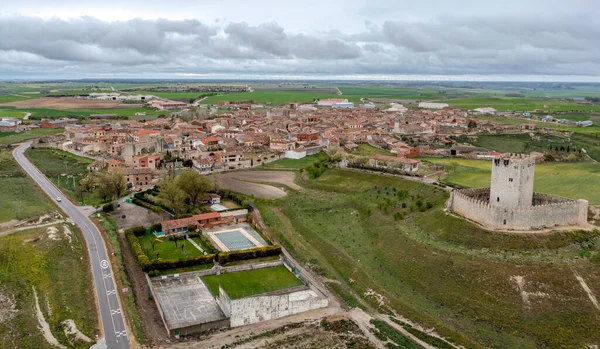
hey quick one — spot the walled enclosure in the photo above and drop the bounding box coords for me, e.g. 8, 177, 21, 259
448, 154, 588, 231
218, 286, 329, 327
449, 188, 588, 230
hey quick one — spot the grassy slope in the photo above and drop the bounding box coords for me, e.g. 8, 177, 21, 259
0, 150, 54, 223
26, 147, 101, 205
262, 152, 329, 169
138, 234, 204, 260
0, 225, 98, 348
201, 266, 304, 299
423, 158, 600, 204
352, 143, 392, 156
0, 129, 64, 145
255, 169, 600, 348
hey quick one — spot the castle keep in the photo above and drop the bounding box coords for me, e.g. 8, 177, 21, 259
448, 154, 588, 230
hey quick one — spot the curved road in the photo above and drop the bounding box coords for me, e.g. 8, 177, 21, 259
14, 142, 130, 349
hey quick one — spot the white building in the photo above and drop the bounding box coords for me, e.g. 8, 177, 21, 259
331, 102, 354, 109
317, 98, 348, 106
473, 107, 497, 115
418, 102, 449, 109
285, 148, 307, 159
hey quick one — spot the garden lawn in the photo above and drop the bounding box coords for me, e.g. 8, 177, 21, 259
138, 234, 204, 260
201, 265, 303, 299
423, 157, 600, 204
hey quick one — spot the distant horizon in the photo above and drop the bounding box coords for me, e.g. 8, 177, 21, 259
3, 74, 600, 84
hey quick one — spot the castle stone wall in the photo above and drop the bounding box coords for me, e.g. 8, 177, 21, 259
490, 155, 535, 207
450, 189, 588, 230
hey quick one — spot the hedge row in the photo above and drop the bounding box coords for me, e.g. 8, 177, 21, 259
187, 231, 219, 254
132, 192, 175, 215
125, 227, 282, 272
217, 245, 282, 264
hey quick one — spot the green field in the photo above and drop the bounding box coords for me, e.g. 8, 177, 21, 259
339, 86, 441, 100
0, 109, 28, 118
254, 168, 600, 348
352, 143, 393, 156
201, 91, 342, 105
24, 107, 157, 119
424, 158, 600, 204
470, 114, 600, 134
0, 129, 64, 145
0, 224, 98, 348
26, 148, 102, 205
441, 97, 600, 112
0, 95, 34, 104
138, 234, 204, 260
262, 152, 329, 170
201, 266, 304, 299
0, 150, 55, 223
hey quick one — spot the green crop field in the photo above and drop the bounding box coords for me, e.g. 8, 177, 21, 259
0, 224, 99, 348
262, 152, 329, 169
0, 129, 64, 145
424, 157, 600, 204
137, 234, 204, 260
201, 91, 342, 105
0, 150, 55, 223
202, 266, 304, 299
0, 109, 28, 118
441, 97, 600, 112
470, 114, 600, 134
0, 95, 34, 104
339, 86, 441, 100
254, 168, 600, 348
26, 148, 103, 205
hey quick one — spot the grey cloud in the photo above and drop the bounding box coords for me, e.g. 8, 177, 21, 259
1, 13, 600, 78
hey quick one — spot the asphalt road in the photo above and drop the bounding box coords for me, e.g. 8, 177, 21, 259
14, 142, 130, 349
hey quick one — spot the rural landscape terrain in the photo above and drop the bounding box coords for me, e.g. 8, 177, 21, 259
0, 79, 599, 349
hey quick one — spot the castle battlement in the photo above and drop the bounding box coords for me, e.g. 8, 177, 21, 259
449, 156, 588, 230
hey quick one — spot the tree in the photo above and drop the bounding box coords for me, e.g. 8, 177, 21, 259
157, 176, 186, 213
178, 170, 214, 207
108, 170, 127, 198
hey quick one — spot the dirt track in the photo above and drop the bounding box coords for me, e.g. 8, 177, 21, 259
0, 97, 130, 109
218, 171, 300, 199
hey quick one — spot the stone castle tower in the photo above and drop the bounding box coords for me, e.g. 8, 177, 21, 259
489, 154, 535, 207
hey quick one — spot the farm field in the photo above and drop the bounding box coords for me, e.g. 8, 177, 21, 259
254, 168, 600, 348
0, 109, 29, 118
0, 224, 99, 348
423, 157, 600, 204
137, 234, 204, 260
201, 265, 304, 299
339, 86, 441, 100
471, 114, 600, 134
0, 129, 65, 145
0, 97, 125, 109
201, 91, 342, 105
25, 147, 102, 205
0, 150, 55, 223
441, 97, 600, 112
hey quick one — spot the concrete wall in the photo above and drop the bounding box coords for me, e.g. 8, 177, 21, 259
450, 189, 588, 230
221, 288, 329, 327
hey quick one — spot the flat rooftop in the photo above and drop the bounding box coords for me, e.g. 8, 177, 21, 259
151, 276, 226, 330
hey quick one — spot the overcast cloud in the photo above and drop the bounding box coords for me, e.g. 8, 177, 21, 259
1, 0, 600, 80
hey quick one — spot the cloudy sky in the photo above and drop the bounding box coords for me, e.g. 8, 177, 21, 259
2, 0, 600, 81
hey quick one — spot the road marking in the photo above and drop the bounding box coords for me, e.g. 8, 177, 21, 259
103, 273, 112, 279
107, 290, 116, 295
100, 260, 109, 269
111, 309, 121, 315
115, 330, 127, 337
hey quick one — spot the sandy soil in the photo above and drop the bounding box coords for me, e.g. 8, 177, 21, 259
217, 171, 300, 199
0, 97, 131, 109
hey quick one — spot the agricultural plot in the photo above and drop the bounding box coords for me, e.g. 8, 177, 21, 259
262, 152, 329, 170
201, 91, 341, 105
255, 169, 600, 348
424, 157, 600, 204
339, 86, 441, 100
0, 129, 64, 145
0, 150, 55, 223
0, 225, 98, 348
441, 97, 600, 112
201, 266, 304, 299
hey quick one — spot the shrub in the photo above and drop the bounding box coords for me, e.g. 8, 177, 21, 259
217, 245, 282, 264
151, 222, 162, 232
102, 202, 115, 212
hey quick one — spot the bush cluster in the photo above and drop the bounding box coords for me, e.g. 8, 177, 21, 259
133, 190, 176, 215
102, 202, 115, 212
217, 245, 282, 264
